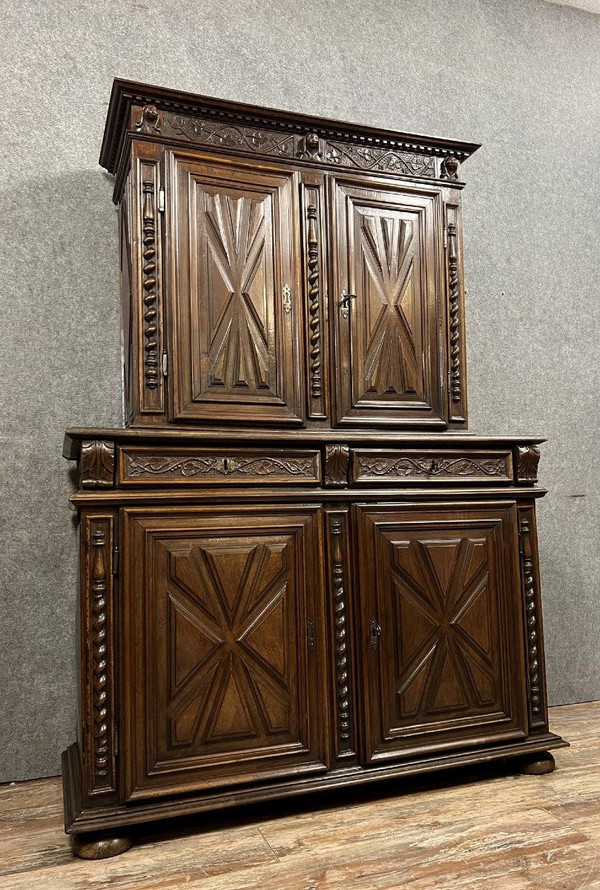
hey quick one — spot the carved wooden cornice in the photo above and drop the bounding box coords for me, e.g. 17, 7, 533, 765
100, 79, 481, 197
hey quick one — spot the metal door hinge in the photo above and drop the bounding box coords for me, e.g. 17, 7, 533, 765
282, 283, 292, 314
112, 541, 119, 577
307, 617, 316, 650
369, 618, 381, 649
158, 188, 165, 213
340, 290, 357, 319
162, 351, 168, 377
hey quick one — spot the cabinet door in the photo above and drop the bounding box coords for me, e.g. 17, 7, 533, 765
168, 153, 303, 424
355, 503, 527, 762
121, 505, 327, 800
330, 177, 444, 426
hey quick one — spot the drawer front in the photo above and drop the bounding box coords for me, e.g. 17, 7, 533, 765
351, 449, 513, 484
118, 447, 321, 486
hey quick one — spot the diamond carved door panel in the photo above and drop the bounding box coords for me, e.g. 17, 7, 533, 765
331, 178, 444, 427
356, 504, 527, 762
121, 506, 327, 800
169, 154, 303, 424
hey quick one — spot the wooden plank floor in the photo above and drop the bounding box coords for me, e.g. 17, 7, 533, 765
1, 703, 598, 889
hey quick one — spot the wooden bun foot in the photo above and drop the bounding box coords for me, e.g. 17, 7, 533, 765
71, 833, 133, 859
519, 752, 556, 775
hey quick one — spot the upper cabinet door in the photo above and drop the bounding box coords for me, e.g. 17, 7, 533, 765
330, 177, 445, 427
168, 153, 303, 425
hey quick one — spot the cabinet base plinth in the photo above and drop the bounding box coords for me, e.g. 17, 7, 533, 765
71, 833, 132, 859
518, 751, 556, 775
62, 734, 567, 840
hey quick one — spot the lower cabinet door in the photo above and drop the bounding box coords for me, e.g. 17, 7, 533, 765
120, 505, 328, 800
355, 502, 527, 762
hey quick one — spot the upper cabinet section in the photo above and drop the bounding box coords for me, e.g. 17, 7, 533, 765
101, 80, 479, 431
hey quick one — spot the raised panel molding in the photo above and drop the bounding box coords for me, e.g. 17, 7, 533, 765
358, 505, 527, 762
164, 538, 293, 750
172, 157, 302, 424
203, 192, 273, 393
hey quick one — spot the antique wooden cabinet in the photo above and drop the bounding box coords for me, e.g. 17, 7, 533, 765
62, 80, 566, 858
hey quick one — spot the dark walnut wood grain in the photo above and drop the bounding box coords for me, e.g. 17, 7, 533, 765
62, 81, 564, 857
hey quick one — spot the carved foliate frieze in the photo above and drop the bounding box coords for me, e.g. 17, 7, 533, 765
516, 445, 541, 483
80, 440, 115, 488
329, 514, 352, 753
162, 112, 297, 158
353, 452, 510, 482
519, 511, 546, 727
324, 141, 436, 177
324, 445, 350, 487
134, 108, 442, 180
120, 449, 320, 484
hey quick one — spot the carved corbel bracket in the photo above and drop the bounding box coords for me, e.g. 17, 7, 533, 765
80, 440, 115, 489
324, 445, 349, 487
133, 104, 163, 134
441, 155, 460, 180
516, 445, 541, 484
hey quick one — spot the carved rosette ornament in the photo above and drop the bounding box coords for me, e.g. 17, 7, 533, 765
329, 515, 351, 751
516, 445, 541, 483
324, 445, 350, 487
80, 440, 115, 488
519, 513, 544, 724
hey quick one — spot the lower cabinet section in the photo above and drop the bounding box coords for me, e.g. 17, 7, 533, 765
65, 490, 566, 842
120, 505, 329, 800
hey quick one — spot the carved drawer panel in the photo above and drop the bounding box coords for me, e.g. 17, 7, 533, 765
118, 446, 321, 486
351, 449, 512, 485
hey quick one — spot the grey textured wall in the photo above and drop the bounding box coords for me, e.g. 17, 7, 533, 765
2, 0, 599, 781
